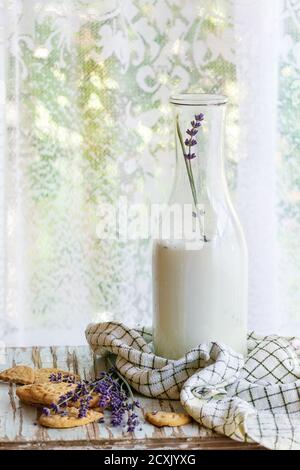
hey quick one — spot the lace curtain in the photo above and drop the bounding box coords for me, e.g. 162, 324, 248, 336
0, 0, 299, 345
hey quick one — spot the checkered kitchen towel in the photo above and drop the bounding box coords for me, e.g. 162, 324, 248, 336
85, 322, 300, 450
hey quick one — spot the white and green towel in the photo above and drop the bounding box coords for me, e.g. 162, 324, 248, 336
85, 322, 300, 450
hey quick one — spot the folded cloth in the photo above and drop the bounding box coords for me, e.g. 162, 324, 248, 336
85, 322, 300, 450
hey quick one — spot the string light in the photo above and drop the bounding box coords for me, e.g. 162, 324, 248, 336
104, 78, 119, 90
87, 93, 103, 110
172, 39, 181, 55
282, 66, 293, 77
57, 95, 68, 107
160, 104, 171, 115
90, 73, 103, 89
158, 73, 168, 85
53, 69, 66, 81
137, 123, 152, 144
33, 47, 49, 59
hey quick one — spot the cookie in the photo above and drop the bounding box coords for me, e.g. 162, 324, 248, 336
0, 365, 80, 385
34, 368, 80, 384
145, 411, 192, 427
16, 382, 77, 406
0, 365, 35, 385
39, 407, 103, 428
16, 382, 100, 409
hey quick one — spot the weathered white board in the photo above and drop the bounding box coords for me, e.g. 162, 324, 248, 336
0, 346, 262, 450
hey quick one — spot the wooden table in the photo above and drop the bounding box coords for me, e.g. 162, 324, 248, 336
0, 346, 262, 450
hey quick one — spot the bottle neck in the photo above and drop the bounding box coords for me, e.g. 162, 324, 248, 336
171, 103, 227, 207
168, 98, 229, 243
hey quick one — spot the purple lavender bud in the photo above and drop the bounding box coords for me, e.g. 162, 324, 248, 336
185, 153, 196, 160
184, 138, 197, 147
78, 409, 87, 418
195, 113, 204, 121
71, 393, 80, 402
99, 394, 110, 408
191, 120, 201, 128
127, 411, 139, 432
186, 128, 198, 136
57, 395, 68, 407
111, 410, 124, 426
42, 407, 51, 416
50, 403, 60, 413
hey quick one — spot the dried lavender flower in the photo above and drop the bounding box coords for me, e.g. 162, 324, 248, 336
176, 111, 207, 241
184, 114, 205, 157
49, 372, 76, 384
48, 365, 140, 432
127, 412, 139, 433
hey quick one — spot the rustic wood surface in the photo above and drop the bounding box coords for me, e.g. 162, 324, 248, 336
0, 346, 263, 450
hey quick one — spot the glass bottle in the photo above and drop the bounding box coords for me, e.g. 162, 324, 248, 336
152, 94, 248, 359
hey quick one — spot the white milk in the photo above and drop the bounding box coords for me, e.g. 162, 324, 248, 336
153, 237, 248, 359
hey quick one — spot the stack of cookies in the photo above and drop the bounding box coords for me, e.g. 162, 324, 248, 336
0, 365, 103, 429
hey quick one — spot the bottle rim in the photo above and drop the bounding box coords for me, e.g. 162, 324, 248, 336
169, 93, 228, 106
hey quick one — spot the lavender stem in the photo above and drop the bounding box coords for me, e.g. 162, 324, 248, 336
176, 117, 206, 240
